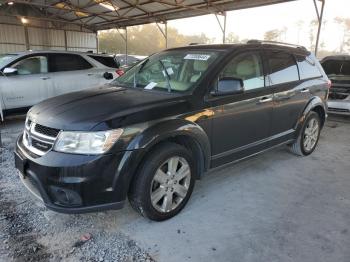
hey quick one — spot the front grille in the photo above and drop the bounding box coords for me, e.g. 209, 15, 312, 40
34, 124, 60, 138
32, 139, 52, 152
22, 120, 61, 156
329, 93, 349, 100
328, 107, 350, 113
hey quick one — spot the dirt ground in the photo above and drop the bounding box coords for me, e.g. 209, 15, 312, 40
0, 114, 350, 262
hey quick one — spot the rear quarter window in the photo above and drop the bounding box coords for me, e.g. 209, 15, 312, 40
49, 54, 92, 72
296, 56, 322, 79
267, 52, 299, 85
88, 55, 119, 68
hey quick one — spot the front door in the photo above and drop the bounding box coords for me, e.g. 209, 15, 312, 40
0, 55, 51, 110
210, 51, 273, 167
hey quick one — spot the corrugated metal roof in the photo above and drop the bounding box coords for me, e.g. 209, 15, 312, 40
0, 0, 295, 31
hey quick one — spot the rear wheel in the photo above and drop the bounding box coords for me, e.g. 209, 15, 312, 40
128, 143, 195, 221
289, 111, 321, 156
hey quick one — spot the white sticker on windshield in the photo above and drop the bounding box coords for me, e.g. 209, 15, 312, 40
144, 82, 157, 90
184, 54, 211, 61
166, 67, 174, 75
162, 67, 174, 77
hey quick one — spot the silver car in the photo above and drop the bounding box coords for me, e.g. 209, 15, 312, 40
321, 55, 350, 116
0, 51, 120, 120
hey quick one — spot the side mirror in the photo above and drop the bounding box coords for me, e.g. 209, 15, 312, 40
3, 68, 18, 76
103, 72, 113, 80
211, 77, 244, 96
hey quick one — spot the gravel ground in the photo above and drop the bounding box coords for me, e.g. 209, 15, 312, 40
1, 114, 350, 262
0, 116, 155, 262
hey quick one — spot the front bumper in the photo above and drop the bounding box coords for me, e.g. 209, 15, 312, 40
327, 100, 350, 115
14, 134, 137, 214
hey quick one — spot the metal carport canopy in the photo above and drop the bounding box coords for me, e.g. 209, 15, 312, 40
3, 0, 297, 31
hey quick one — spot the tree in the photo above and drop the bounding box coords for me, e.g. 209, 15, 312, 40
98, 24, 212, 55
334, 17, 350, 53
263, 29, 281, 41
225, 32, 239, 43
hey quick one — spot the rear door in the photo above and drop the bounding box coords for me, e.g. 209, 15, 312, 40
210, 50, 273, 167
87, 55, 119, 84
48, 53, 100, 96
1, 54, 51, 109
264, 50, 310, 144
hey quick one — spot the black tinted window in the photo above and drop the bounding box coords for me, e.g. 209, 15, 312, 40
88, 55, 119, 68
49, 54, 92, 72
297, 56, 322, 79
268, 52, 299, 85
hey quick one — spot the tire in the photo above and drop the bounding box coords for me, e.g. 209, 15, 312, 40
128, 142, 196, 221
289, 111, 321, 156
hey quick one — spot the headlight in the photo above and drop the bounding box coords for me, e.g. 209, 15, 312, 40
53, 129, 123, 154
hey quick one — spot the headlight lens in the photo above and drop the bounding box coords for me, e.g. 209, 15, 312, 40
54, 129, 123, 154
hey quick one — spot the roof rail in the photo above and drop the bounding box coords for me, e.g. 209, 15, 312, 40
247, 40, 307, 50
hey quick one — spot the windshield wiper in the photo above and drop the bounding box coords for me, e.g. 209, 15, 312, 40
158, 60, 172, 92
133, 58, 149, 88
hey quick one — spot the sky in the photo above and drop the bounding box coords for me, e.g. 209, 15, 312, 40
167, 0, 349, 52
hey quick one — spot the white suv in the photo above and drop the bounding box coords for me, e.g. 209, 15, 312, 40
0, 51, 121, 120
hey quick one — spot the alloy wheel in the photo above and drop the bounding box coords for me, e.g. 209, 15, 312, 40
150, 156, 191, 213
303, 118, 319, 152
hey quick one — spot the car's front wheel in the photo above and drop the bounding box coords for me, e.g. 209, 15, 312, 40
289, 111, 321, 156
129, 142, 195, 221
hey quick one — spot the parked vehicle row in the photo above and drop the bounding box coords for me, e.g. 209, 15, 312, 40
0, 51, 121, 120
14, 41, 329, 221
321, 55, 350, 115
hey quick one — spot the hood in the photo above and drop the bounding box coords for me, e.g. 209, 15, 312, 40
28, 85, 191, 131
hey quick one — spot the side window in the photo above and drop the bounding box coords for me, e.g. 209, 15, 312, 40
88, 55, 120, 68
296, 56, 322, 79
49, 54, 92, 72
12, 56, 48, 75
220, 52, 264, 91
267, 52, 299, 85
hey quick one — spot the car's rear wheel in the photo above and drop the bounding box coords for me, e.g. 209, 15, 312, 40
128, 142, 195, 221
289, 111, 321, 156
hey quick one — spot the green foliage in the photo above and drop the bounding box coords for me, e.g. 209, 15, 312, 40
264, 29, 281, 41
98, 24, 212, 55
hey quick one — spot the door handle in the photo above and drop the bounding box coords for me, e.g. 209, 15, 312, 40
258, 97, 273, 104
40, 76, 50, 80
87, 73, 95, 76
301, 88, 309, 93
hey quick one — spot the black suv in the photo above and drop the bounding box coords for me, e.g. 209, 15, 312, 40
14, 41, 330, 221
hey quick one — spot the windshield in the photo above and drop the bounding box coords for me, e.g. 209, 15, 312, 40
0, 54, 18, 69
112, 50, 219, 92
322, 60, 350, 76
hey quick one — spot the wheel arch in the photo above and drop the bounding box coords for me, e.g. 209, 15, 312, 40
115, 119, 211, 200
296, 97, 327, 134
131, 119, 211, 177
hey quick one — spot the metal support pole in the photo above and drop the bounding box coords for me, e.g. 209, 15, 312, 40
64, 30, 68, 51
156, 21, 168, 49
125, 27, 128, 65
24, 25, 30, 50
165, 22, 168, 48
96, 31, 99, 53
117, 28, 128, 65
215, 12, 227, 44
315, 0, 326, 56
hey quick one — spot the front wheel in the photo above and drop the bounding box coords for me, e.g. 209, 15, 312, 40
289, 111, 321, 156
128, 143, 195, 221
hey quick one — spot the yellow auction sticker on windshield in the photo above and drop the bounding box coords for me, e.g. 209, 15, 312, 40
184, 54, 211, 61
